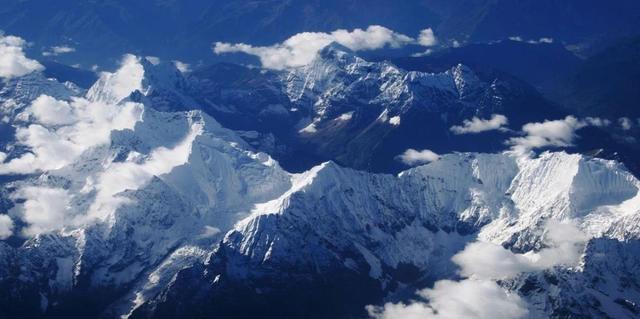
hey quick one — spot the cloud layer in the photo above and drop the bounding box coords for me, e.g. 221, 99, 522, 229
214, 26, 436, 70
0, 34, 44, 78
450, 114, 508, 134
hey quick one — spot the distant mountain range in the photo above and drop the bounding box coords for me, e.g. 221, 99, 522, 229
2, 0, 640, 67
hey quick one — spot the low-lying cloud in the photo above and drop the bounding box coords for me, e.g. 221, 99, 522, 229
87, 54, 145, 104
214, 26, 437, 70
507, 116, 609, 154
450, 114, 508, 134
0, 96, 143, 174
13, 187, 74, 236
453, 221, 588, 280
397, 148, 440, 166
1, 54, 205, 234
368, 279, 527, 319
508, 36, 554, 44
0, 214, 13, 239
368, 221, 588, 319
0, 33, 44, 78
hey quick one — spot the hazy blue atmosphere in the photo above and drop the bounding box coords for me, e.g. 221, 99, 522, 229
1, 1, 640, 318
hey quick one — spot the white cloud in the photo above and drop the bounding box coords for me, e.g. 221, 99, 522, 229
397, 149, 440, 166
145, 56, 161, 65
450, 114, 508, 134
507, 116, 586, 154
584, 117, 611, 127
411, 49, 433, 57
619, 117, 632, 130
199, 225, 221, 238
13, 187, 73, 236
0, 34, 44, 78
85, 121, 202, 221
367, 279, 528, 319
507, 116, 613, 154
0, 96, 143, 174
42, 45, 76, 57
0, 214, 14, 239
452, 242, 536, 279
27, 95, 76, 126
87, 54, 145, 104
508, 36, 554, 44
368, 221, 587, 319
417, 28, 437, 47
454, 220, 587, 280
173, 60, 191, 73
389, 116, 401, 126
214, 25, 434, 70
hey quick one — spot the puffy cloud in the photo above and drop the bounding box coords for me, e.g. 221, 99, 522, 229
452, 242, 536, 279
27, 95, 76, 125
0, 55, 148, 174
0, 214, 14, 239
397, 149, 440, 166
42, 45, 76, 56
506, 116, 613, 154
0, 33, 44, 78
584, 117, 611, 127
214, 25, 433, 70
454, 223, 587, 280
87, 54, 145, 104
368, 221, 588, 319
507, 116, 585, 154
619, 117, 632, 130
454, 220, 587, 280
0, 96, 143, 174
367, 279, 528, 319
1, 54, 203, 235
13, 187, 73, 236
450, 114, 508, 134
417, 28, 438, 47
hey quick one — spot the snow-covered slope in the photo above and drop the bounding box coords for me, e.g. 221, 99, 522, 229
188, 44, 563, 173
133, 152, 640, 319
1, 53, 639, 319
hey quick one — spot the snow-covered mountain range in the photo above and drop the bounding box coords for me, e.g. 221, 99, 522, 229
1, 44, 640, 319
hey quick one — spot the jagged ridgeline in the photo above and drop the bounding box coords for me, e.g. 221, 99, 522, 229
0, 48, 639, 319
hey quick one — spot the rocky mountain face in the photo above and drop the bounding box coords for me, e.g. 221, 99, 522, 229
1, 47, 640, 319
187, 44, 564, 172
